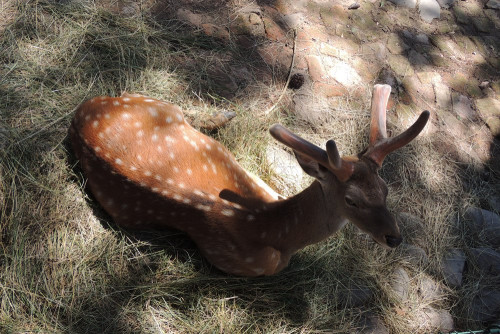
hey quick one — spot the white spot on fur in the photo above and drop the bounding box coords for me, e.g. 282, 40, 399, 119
115, 158, 123, 165
221, 209, 234, 217
113, 100, 120, 106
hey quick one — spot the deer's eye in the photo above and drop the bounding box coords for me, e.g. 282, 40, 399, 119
345, 196, 358, 208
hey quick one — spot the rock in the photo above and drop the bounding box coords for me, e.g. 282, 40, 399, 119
342, 285, 374, 307
468, 248, 500, 278
323, 58, 362, 87
266, 145, 304, 194
436, 0, 455, 8
470, 289, 500, 322
433, 82, 452, 110
231, 12, 265, 37
176, 8, 203, 27
283, 13, 306, 29
388, 0, 417, 9
306, 55, 326, 82
416, 33, 430, 44
201, 24, 230, 40
418, 276, 443, 302
419, 0, 441, 23
313, 82, 348, 97
417, 71, 441, 84
452, 94, 478, 122
390, 267, 411, 303
408, 50, 430, 67
387, 33, 409, 55
262, 17, 286, 41
472, 17, 495, 33
442, 249, 466, 287
402, 244, 429, 265
465, 207, 500, 247
320, 43, 350, 61
388, 54, 414, 77
356, 313, 390, 334
476, 97, 500, 137
413, 307, 454, 332
486, 0, 500, 8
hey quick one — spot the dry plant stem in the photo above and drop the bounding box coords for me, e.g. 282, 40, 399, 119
264, 29, 297, 116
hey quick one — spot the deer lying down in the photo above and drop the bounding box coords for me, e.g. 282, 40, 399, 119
70, 84, 430, 276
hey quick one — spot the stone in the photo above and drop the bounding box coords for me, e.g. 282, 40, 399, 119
283, 13, 306, 29
418, 276, 443, 302
357, 313, 390, 334
314, 82, 347, 97
468, 248, 500, 278
231, 13, 265, 37
470, 289, 500, 323
408, 50, 430, 67
434, 82, 451, 110
388, 54, 414, 77
320, 43, 350, 61
472, 17, 495, 33
413, 307, 454, 332
176, 8, 203, 27
323, 57, 362, 87
416, 33, 430, 44
417, 71, 441, 84
452, 94, 477, 121
387, 33, 409, 54
201, 24, 230, 40
390, 267, 411, 303
419, 0, 441, 23
266, 145, 304, 193
465, 207, 500, 247
436, 0, 455, 8
444, 72, 482, 97
402, 244, 429, 265
306, 55, 326, 82
486, 0, 500, 8
442, 249, 466, 287
388, 0, 417, 8
476, 97, 500, 136
342, 285, 374, 307
262, 17, 286, 41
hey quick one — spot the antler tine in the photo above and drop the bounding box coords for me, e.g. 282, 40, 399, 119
365, 110, 430, 166
369, 84, 392, 144
269, 124, 329, 166
270, 125, 354, 182
326, 140, 354, 182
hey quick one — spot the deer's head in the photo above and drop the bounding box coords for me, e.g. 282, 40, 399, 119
270, 85, 430, 249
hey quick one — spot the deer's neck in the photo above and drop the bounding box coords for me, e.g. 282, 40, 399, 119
260, 180, 346, 255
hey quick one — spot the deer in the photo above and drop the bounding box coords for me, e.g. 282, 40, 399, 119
69, 84, 430, 277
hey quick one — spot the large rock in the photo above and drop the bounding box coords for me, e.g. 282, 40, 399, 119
418, 275, 444, 302
476, 97, 500, 136
390, 267, 411, 302
465, 207, 500, 247
442, 249, 466, 287
356, 313, 390, 334
486, 0, 500, 9
470, 289, 500, 322
266, 145, 304, 194
468, 248, 500, 278
413, 307, 454, 332
419, 0, 441, 22
388, 0, 417, 9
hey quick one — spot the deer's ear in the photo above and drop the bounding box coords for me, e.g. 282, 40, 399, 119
293, 151, 327, 180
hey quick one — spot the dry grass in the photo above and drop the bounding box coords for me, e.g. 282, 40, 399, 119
1, 1, 499, 333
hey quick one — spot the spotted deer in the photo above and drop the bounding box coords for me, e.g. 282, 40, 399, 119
70, 84, 430, 276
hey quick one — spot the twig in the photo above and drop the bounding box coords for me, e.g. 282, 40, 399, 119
264, 29, 297, 115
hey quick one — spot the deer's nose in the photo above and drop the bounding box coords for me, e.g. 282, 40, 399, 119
385, 235, 402, 248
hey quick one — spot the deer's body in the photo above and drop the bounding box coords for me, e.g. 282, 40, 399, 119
70, 86, 430, 276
